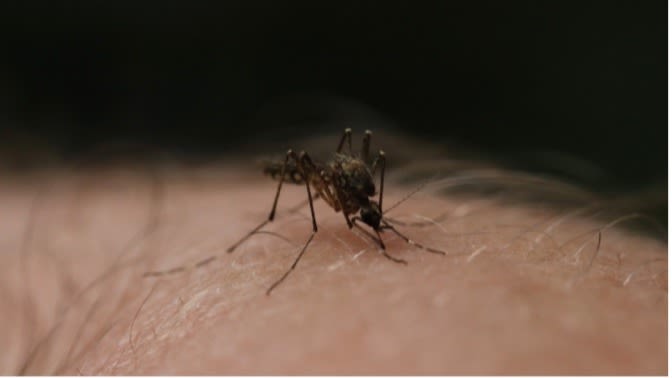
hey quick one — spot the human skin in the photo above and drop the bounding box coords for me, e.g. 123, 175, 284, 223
0, 157, 667, 375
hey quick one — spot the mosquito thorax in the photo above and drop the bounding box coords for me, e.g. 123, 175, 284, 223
332, 154, 376, 197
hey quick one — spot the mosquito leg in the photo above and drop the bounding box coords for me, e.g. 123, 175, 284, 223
227, 149, 301, 253
336, 128, 353, 154
371, 149, 386, 210
381, 220, 447, 256
265, 151, 320, 294
361, 129, 372, 164
142, 193, 320, 277
298, 151, 319, 232
284, 192, 321, 218
266, 232, 316, 295
226, 220, 270, 253
270, 150, 302, 221
332, 185, 353, 229
352, 216, 407, 264
342, 207, 353, 229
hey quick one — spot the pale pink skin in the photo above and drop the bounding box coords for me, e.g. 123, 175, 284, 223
0, 163, 666, 375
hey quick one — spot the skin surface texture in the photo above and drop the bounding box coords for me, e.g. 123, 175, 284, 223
0, 157, 667, 375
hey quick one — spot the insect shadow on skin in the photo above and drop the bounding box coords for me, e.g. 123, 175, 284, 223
144, 129, 446, 295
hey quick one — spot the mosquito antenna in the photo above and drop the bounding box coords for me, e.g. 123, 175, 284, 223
383, 173, 439, 215
381, 220, 447, 255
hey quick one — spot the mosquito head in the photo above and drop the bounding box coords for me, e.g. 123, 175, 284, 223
360, 200, 382, 230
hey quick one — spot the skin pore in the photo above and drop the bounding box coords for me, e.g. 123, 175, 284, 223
0, 135, 667, 375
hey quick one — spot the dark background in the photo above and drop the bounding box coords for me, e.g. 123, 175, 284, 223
1, 1, 666, 195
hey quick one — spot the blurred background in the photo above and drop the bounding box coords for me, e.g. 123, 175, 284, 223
1, 1, 666, 218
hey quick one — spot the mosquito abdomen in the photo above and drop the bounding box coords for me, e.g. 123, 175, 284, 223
261, 158, 305, 184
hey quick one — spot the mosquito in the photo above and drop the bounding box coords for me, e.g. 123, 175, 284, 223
144, 129, 446, 294
228, 128, 447, 294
